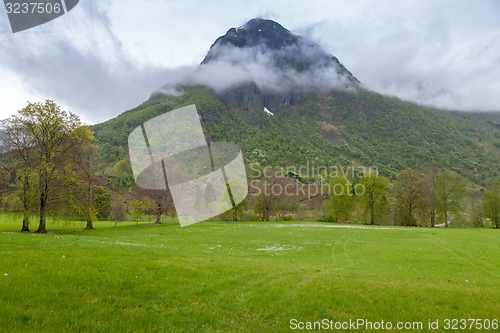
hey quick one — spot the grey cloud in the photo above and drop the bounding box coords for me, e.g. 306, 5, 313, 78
0, 1, 174, 123
158, 40, 355, 98
2, 0, 500, 125
305, 0, 500, 111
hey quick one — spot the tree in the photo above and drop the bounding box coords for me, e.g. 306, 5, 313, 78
253, 179, 277, 221
113, 159, 134, 188
360, 172, 390, 225
483, 183, 499, 229
422, 167, 438, 227
109, 196, 127, 225
469, 189, 485, 228
327, 175, 353, 223
142, 198, 157, 223
276, 197, 298, 220
133, 185, 176, 225
150, 190, 167, 224
435, 171, 465, 227
5, 169, 38, 232
71, 143, 106, 230
231, 199, 249, 221
0, 124, 38, 232
128, 200, 145, 224
1, 101, 93, 233
393, 169, 426, 226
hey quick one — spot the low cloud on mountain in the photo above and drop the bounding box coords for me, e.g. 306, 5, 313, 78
1, 0, 500, 123
156, 45, 354, 96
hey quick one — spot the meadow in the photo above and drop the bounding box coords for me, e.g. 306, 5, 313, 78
0, 216, 498, 332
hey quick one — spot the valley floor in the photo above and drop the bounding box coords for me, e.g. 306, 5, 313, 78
0, 219, 498, 332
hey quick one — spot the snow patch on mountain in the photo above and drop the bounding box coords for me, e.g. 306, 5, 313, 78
264, 107, 274, 116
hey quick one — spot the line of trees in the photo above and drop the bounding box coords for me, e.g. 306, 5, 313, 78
0, 101, 109, 233
250, 167, 498, 228
0, 101, 179, 232
1, 101, 497, 231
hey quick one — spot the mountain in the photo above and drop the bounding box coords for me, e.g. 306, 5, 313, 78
202, 18, 357, 80
197, 18, 358, 118
92, 19, 499, 186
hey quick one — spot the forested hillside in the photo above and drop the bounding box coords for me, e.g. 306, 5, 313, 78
92, 85, 499, 186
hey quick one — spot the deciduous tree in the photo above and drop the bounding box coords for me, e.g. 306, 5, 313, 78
327, 175, 353, 223
129, 200, 145, 224
435, 171, 465, 227
360, 172, 390, 225
252, 178, 279, 221
1, 101, 93, 233
483, 183, 499, 229
71, 143, 110, 229
393, 169, 426, 226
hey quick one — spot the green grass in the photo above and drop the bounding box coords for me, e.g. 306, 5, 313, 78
0, 217, 499, 332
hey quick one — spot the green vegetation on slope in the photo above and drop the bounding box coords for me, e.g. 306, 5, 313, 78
92, 86, 499, 186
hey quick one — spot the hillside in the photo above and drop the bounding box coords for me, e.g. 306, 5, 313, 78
93, 85, 498, 185
92, 19, 499, 187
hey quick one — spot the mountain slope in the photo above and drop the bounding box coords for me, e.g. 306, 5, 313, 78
93, 85, 498, 185
92, 19, 499, 186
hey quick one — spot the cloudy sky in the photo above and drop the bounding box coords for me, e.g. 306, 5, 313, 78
1, 0, 499, 124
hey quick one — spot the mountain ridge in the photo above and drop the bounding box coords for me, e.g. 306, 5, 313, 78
92, 18, 499, 187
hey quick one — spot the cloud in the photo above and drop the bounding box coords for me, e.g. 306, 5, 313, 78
1, 0, 500, 125
157, 38, 356, 98
0, 1, 175, 123
305, 0, 500, 111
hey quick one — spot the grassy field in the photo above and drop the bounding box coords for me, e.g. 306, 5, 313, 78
0, 217, 499, 332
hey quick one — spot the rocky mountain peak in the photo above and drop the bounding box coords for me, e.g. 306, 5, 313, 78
202, 18, 357, 80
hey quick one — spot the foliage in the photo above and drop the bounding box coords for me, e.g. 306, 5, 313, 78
276, 197, 300, 220
327, 175, 353, 223
393, 169, 426, 226
109, 196, 127, 222
434, 171, 466, 227
483, 183, 500, 229
128, 200, 145, 223
360, 172, 390, 225
91, 86, 499, 191
1, 101, 94, 233
252, 177, 286, 221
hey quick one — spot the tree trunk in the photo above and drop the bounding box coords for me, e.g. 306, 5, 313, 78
37, 210, 47, 233
444, 202, 449, 227
85, 213, 94, 230
21, 174, 31, 232
86, 183, 94, 229
155, 197, 162, 224
370, 205, 375, 225
264, 207, 270, 221
430, 208, 435, 228
36, 184, 48, 234
21, 214, 30, 232
408, 204, 414, 226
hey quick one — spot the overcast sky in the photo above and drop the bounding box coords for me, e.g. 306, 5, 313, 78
1, 0, 499, 124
